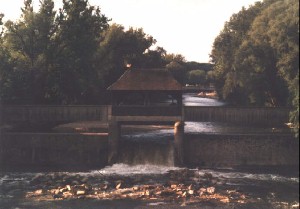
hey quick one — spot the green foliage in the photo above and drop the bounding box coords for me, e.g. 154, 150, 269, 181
0, 0, 210, 105
211, 0, 299, 135
0, 0, 110, 104
187, 70, 206, 85
96, 24, 159, 89
166, 60, 187, 84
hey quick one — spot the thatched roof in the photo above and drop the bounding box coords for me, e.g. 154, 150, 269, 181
107, 68, 182, 91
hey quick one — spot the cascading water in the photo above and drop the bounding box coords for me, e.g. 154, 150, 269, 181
117, 128, 175, 166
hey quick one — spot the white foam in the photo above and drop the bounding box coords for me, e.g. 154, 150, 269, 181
197, 169, 299, 183
91, 163, 182, 176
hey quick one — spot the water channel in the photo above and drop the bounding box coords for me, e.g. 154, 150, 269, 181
0, 93, 298, 208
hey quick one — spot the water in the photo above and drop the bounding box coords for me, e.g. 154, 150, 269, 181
183, 93, 226, 106
0, 94, 298, 208
118, 135, 175, 166
0, 164, 298, 208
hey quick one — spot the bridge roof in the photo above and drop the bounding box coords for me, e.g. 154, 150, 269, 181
107, 68, 182, 91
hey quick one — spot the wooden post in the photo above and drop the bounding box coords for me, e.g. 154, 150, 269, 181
108, 121, 120, 164
174, 121, 184, 166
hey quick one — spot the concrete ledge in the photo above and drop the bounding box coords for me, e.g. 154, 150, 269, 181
184, 133, 299, 167
0, 133, 108, 167
110, 116, 183, 123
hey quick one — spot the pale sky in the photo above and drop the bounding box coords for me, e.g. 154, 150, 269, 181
0, 0, 261, 63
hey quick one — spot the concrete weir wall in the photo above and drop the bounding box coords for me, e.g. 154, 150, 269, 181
0, 105, 298, 168
184, 133, 299, 167
0, 132, 298, 168
0, 133, 108, 168
0, 105, 109, 123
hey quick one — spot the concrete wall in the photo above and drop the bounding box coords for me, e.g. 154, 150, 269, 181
0, 105, 109, 124
0, 133, 108, 169
1, 105, 290, 125
0, 132, 298, 168
184, 133, 299, 167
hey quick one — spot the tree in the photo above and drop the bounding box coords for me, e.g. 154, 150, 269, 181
187, 70, 206, 85
210, 0, 299, 135
210, 2, 265, 104
3, 0, 55, 103
51, 0, 109, 104
96, 24, 157, 88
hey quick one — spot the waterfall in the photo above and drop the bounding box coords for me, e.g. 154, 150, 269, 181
117, 131, 175, 166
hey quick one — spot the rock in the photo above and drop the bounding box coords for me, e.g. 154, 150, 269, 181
59, 188, 68, 193
198, 188, 206, 196
188, 189, 194, 195
206, 186, 215, 194
76, 190, 86, 195
144, 190, 150, 196
66, 185, 72, 191
34, 189, 43, 195
176, 191, 183, 195
132, 186, 139, 191
63, 191, 73, 198
116, 183, 122, 189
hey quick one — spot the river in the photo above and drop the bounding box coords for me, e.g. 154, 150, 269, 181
0, 93, 298, 209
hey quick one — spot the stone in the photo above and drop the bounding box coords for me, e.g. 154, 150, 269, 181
63, 191, 73, 198
66, 185, 71, 191
132, 186, 139, 191
188, 189, 194, 195
34, 189, 43, 195
76, 190, 86, 195
206, 186, 215, 194
116, 183, 122, 189
198, 188, 206, 196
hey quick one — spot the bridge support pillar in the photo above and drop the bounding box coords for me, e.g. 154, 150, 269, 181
108, 121, 120, 164
174, 121, 184, 166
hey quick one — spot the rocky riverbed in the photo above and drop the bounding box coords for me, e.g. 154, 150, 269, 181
0, 165, 299, 209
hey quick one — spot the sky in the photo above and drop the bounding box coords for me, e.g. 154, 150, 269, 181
0, 0, 261, 63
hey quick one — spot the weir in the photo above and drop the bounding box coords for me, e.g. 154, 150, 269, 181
107, 68, 184, 166
0, 68, 297, 168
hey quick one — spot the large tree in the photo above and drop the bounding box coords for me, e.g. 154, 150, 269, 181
1, 0, 58, 104
53, 0, 109, 104
96, 24, 157, 88
211, 0, 299, 134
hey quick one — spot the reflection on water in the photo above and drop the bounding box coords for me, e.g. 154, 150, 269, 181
183, 93, 226, 106
123, 121, 290, 137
